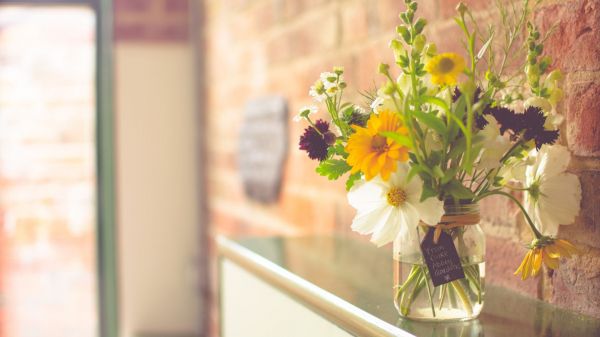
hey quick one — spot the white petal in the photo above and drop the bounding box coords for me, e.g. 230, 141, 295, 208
347, 179, 386, 212
389, 163, 410, 187
398, 202, 421, 232
412, 196, 445, 226
539, 173, 581, 226
404, 173, 423, 203
536, 145, 571, 180
370, 207, 400, 247
351, 205, 389, 234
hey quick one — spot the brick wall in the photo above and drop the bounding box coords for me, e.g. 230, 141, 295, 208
114, 0, 190, 42
201, 0, 600, 331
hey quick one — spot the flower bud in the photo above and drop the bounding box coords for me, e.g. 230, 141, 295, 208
425, 43, 437, 56
396, 25, 411, 43
333, 66, 344, 75
456, 2, 468, 16
546, 69, 563, 83
413, 34, 426, 52
414, 18, 427, 34
378, 63, 390, 75
548, 87, 564, 106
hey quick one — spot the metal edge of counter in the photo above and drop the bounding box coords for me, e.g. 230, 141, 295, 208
216, 235, 414, 337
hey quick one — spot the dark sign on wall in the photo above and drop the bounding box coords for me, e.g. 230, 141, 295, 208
238, 96, 288, 203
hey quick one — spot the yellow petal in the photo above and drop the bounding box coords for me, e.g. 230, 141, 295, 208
555, 239, 581, 255
522, 251, 533, 280
542, 249, 559, 270
532, 249, 543, 276
544, 244, 561, 259
515, 250, 531, 279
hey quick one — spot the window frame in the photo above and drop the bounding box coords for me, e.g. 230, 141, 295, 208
0, 1, 118, 336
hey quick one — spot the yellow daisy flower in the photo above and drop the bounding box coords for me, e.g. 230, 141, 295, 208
425, 52, 466, 86
345, 110, 409, 181
514, 238, 580, 280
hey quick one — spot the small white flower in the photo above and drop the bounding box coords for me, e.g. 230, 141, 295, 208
371, 95, 398, 114
309, 86, 326, 102
347, 163, 444, 247
524, 96, 553, 113
477, 115, 512, 170
370, 96, 384, 111
320, 72, 339, 89
293, 105, 317, 122
523, 145, 581, 236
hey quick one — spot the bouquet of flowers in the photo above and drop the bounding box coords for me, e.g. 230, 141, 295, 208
295, 0, 581, 321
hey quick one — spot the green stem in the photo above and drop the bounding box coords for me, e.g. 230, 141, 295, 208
451, 280, 473, 316
419, 265, 436, 317
395, 265, 421, 300
475, 189, 542, 238
499, 139, 524, 164
401, 271, 426, 316
438, 284, 448, 310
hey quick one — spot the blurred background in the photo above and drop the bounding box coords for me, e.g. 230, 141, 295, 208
0, 0, 597, 337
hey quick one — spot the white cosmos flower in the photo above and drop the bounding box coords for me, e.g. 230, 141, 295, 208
477, 115, 512, 170
523, 145, 581, 236
347, 163, 445, 247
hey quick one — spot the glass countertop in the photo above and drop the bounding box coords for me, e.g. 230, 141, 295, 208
218, 235, 600, 337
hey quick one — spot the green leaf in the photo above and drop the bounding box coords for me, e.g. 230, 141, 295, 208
413, 110, 446, 135
445, 179, 475, 200
421, 95, 450, 114
408, 152, 418, 164
380, 131, 412, 148
447, 137, 466, 161
427, 150, 443, 166
441, 166, 459, 185
316, 159, 351, 180
433, 165, 445, 179
420, 182, 438, 202
477, 32, 494, 60
407, 164, 426, 181
345, 172, 362, 191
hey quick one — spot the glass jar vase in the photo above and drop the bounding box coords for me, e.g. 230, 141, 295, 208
393, 201, 485, 321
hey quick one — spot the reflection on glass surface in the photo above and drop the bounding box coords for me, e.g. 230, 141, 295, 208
397, 318, 483, 337
0, 5, 97, 337
234, 236, 600, 337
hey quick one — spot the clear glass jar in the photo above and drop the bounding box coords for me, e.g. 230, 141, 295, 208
393, 202, 485, 321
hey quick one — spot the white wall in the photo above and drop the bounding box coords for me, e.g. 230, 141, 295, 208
114, 43, 201, 337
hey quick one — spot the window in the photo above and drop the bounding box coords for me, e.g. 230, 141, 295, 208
0, 5, 98, 337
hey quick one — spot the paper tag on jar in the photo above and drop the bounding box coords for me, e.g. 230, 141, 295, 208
420, 227, 465, 287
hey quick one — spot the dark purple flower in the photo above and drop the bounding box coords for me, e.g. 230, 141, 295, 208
299, 119, 335, 161
486, 106, 524, 135
534, 129, 559, 149
452, 87, 483, 104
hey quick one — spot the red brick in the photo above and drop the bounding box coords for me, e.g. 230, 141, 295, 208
486, 236, 539, 297
566, 81, 600, 157
114, 0, 153, 12
550, 245, 600, 318
559, 171, 600, 248
535, 0, 600, 72
164, 0, 188, 13
340, 1, 370, 44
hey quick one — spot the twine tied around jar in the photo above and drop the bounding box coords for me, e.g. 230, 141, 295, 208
428, 213, 481, 244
